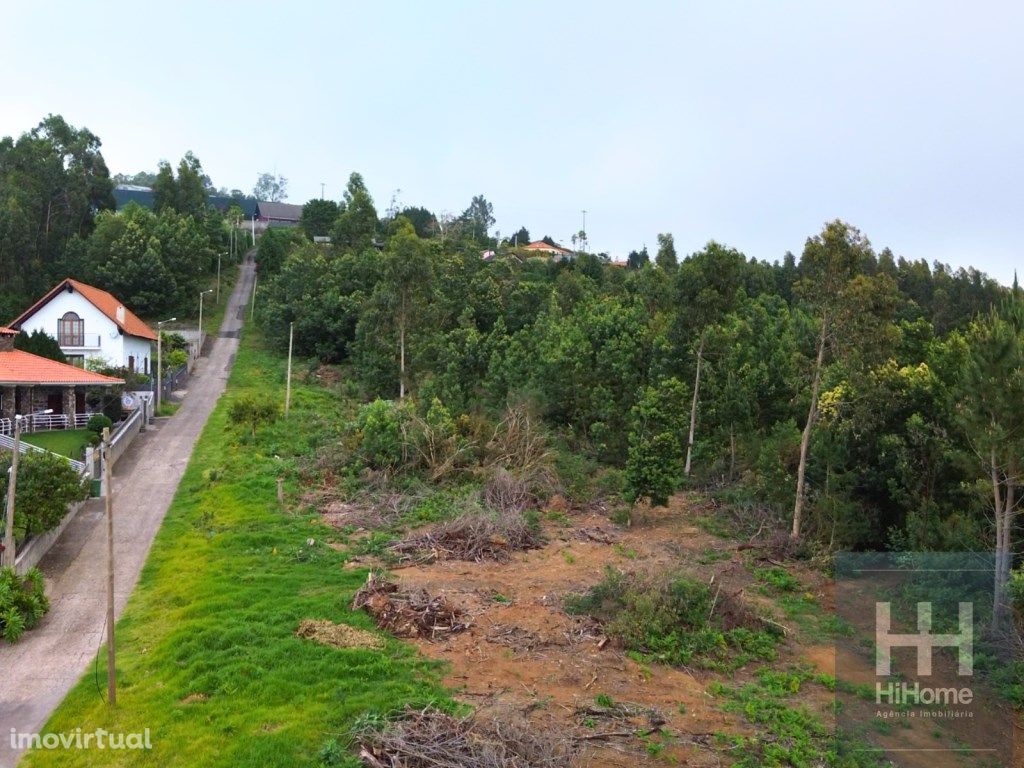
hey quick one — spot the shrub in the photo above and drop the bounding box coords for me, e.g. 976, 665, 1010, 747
228, 394, 280, 436
353, 399, 412, 471
86, 413, 113, 438
0, 451, 89, 542
0, 567, 49, 643
163, 348, 188, 372
566, 566, 779, 670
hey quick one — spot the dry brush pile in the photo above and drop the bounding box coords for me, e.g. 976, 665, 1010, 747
352, 571, 469, 640
356, 707, 579, 768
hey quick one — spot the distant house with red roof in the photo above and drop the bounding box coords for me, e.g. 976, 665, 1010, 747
8, 279, 157, 375
0, 326, 123, 427
521, 240, 574, 260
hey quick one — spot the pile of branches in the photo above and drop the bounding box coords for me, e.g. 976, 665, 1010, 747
357, 707, 578, 768
389, 510, 543, 563
481, 469, 537, 515
352, 572, 469, 639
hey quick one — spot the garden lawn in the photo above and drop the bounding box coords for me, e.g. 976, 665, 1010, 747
22, 332, 450, 768
20, 430, 92, 461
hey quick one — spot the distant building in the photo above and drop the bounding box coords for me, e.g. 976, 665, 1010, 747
521, 240, 574, 260
254, 201, 303, 228
9, 279, 157, 374
112, 185, 259, 219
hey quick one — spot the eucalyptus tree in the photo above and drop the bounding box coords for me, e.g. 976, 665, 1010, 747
672, 241, 747, 476
790, 221, 899, 538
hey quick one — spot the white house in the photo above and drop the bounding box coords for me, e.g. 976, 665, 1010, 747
9, 279, 157, 374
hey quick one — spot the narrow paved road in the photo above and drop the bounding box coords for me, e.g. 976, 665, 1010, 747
0, 258, 255, 768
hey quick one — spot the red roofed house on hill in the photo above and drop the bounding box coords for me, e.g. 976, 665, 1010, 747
521, 240, 574, 260
0, 327, 124, 432
8, 279, 157, 375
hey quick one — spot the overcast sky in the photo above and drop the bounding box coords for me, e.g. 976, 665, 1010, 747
2, 1, 1021, 283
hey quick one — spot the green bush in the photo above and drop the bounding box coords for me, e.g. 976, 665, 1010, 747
163, 348, 188, 372
86, 413, 113, 437
353, 398, 412, 471
228, 394, 280, 436
0, 567, 49, 643
0, 451, 89, 542
566, 566, 779, 671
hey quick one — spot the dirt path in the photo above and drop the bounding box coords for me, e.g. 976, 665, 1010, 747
0, 258, 255, 768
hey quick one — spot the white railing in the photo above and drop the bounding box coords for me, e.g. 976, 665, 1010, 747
0, 432, 86, 473
0, 418, 9, 436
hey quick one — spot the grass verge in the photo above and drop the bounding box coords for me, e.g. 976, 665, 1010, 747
22, 331, 451, 768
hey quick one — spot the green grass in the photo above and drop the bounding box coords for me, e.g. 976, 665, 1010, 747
21, 429, 92, 460
154, 402, 180, 418
23, 331, 451, 768
711, 667, 889, 768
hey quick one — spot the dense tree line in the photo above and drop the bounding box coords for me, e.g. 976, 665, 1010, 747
0, 116, 238, 319
265, 176, 1020, 631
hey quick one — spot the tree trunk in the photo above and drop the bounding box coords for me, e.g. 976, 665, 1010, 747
792, 316, 828, 539
684, 336, 705, 477
992, 450, 1015, 634
992, 448, 1006, 633
729, 424, 736, 483
399, 303, 406, 400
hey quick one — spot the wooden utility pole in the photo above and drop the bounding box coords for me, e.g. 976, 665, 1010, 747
285, 322, 294, 417
250, 272, 258, 322
103, 426, 116, 705
3, 416, 22, 569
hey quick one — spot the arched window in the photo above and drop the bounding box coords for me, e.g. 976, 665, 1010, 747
58, 312, 84, 346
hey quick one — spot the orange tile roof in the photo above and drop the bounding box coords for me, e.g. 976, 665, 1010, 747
0, 327, 16, 336
9, 279, 158, 341
0, 350, 124, 386
522, 240, 572, 255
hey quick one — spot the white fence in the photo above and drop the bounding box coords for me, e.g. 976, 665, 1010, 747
0, 412, 93, 435
0, 431, 87, 473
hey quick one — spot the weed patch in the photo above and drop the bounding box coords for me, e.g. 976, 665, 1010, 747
565, 566, 781, 671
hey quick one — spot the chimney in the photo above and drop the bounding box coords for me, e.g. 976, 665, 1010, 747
116, 306, 126, 324
0, 327, 16, 352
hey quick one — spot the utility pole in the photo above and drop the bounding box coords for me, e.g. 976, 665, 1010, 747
216, 252, 225, 303
582, 210, 587, 252
285, 322, 294, 417
320, 182, 325, 200
198, 289, 213, 355
103, 426, 116, 706
250, 272, 258, 322
3, 415, 21, 569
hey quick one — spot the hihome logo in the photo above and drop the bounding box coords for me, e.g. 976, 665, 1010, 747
874, 601, 974, 705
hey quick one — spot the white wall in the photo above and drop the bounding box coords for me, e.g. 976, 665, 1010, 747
18, 289, 152, 372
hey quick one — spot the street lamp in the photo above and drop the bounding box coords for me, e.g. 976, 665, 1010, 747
198, 289, 213, 354
3, 410, 51, 568
156, 318, 177, 414
216, 251, 227, 303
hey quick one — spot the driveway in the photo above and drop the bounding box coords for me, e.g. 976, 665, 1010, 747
0, 258, 255, 768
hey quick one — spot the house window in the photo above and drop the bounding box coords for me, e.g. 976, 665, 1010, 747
128, 355, 135, 372
66, 355, 85, 368
58, 312, 84, 346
